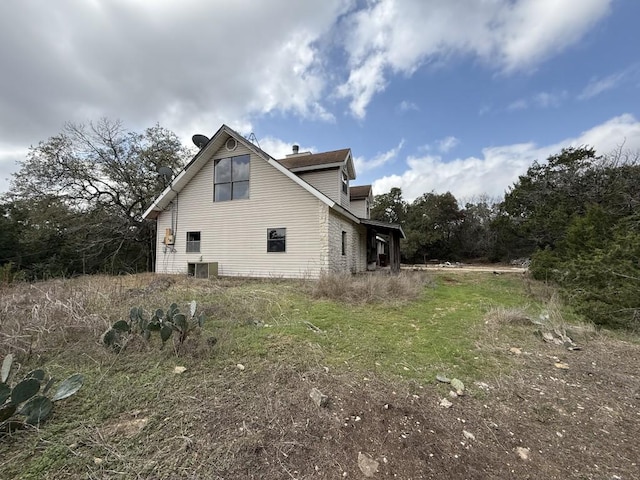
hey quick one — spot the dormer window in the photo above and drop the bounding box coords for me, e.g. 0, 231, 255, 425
341, 171, 348, 194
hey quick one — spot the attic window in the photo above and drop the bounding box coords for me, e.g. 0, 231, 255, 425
341, 171, 348, 194
225, 137, 237, 151
214, 154, 250, 201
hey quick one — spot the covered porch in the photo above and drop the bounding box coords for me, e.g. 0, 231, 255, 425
360, 219, 406, 274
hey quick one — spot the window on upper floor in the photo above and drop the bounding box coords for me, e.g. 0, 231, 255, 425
267, 228, 286, 253
186, 231, 201, 253
341, 171, 348, 194
214, 154, 250, 201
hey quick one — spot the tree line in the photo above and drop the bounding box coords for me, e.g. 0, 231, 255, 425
1, 120, 638, 329
371, 146, 640, 330
0, 119, 190, 279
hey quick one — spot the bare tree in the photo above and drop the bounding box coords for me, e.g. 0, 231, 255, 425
7, 119, 190, 274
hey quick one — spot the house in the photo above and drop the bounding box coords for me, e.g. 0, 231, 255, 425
142, 124, 405, 278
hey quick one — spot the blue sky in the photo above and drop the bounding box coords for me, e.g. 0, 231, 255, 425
1, 0, 639, 202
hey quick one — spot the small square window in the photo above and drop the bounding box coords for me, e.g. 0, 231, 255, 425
341, 231, 347, 256
186, 232, 201, 253
267, 228, 286, 253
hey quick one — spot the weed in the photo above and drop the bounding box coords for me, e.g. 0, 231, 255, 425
310, 271, 433, 304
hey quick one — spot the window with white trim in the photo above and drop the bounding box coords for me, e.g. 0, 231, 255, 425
186, 231, 201, 253
341, 171, 348, 194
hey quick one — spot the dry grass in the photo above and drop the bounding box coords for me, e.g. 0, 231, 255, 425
2, 273, 640, 479
310, 271, 433, 304
483, 305, 533, 326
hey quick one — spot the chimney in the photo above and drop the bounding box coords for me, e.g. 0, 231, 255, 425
292, 144, 299, 154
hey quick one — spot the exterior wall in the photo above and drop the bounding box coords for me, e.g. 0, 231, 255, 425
297, 169, 340, 204
155, 141, 327, 278
339, 168, 351, 210
327, 209, 366, 274
350, 199, 367, 218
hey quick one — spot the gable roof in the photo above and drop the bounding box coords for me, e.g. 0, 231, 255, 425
349, 185, 372, 200
278, 148, 356, 179
142, 125, 359, 223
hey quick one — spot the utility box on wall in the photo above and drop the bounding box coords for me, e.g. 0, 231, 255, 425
187, 262, 218, 279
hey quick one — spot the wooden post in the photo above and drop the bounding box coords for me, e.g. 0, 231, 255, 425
389, 232, 400, 274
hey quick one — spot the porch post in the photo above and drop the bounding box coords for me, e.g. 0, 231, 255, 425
389, 232, 401, 273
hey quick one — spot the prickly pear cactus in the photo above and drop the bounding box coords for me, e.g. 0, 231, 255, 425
0, 354, 84, 438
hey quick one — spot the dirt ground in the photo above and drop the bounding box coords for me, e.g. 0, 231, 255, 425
404, 264, 528, 274
84, 329, 639, 479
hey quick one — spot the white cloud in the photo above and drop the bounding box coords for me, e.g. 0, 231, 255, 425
257, 136, 316, 160
0, 1, 349, 149
533, 91, 567, 108
373, 114, 640, 201
354, 139, 404, 174
0, 146, 29, 193
337, 0, 612, 117
437, 136, 460, 153
398, 100, 419, 112
578, 68, 636, 99
508, 91, 567, 111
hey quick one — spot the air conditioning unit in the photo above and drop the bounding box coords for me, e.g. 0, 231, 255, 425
187, 262, 218, 279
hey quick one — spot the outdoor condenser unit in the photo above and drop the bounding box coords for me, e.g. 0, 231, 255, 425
187, 262, 218, 279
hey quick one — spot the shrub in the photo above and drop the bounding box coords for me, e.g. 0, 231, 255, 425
311, 271, 432, 304
103, 301, 206, 352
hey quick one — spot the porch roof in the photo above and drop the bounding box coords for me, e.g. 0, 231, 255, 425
360, 219, 406, 239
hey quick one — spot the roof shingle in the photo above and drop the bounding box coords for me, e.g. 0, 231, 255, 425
278, 148, 351, 170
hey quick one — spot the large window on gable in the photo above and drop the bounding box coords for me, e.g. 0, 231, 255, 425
214, 154, 250, 202
267, 228, 286, 253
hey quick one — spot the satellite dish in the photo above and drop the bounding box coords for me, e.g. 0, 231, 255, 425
192, 134, 209, 149
157, 166, 174, 183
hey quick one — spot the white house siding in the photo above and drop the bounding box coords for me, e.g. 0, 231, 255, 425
340, 170, 351, 211
297, 169, 340, 204
327, 210, 365, 274
350, 199, 366, 218
155, 142, 325, 278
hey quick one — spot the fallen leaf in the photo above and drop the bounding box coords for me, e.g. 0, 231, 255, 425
554, 362, 570, 370
173, 366, 187, 374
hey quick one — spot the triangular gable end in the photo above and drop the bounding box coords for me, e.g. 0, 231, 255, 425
142, 125, 356, 221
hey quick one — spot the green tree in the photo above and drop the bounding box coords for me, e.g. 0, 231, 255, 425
6, 119, 189, 276
402, 192, 463, 263
506, 146, 640, 329
370, 187, 406, 224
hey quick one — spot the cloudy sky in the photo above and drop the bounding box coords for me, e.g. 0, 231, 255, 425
1, 0, 639, 201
